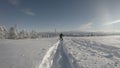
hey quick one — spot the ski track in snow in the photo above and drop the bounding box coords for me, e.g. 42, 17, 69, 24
1, 36, 120, 68
39, 40, 81, 68
0, 38, 57, 68
39, 41, 59, 68
64, 38, 120, 68
39, 36, 120, 68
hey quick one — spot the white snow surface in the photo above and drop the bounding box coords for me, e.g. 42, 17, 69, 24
39, 41, 59, 68
40, 36, 120, 68
0, 38, 57, 68
39, 40, 80, 68
1, 36, 120, 68
63, 36, 120, 68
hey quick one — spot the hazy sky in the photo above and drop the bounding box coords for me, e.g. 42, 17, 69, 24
0, 0, 120, 32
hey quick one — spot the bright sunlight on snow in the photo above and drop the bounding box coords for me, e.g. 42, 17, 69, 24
0, 36, 120, 68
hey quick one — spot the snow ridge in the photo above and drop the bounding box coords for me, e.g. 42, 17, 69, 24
39, 41, 59, 68
39, 40, 79, 68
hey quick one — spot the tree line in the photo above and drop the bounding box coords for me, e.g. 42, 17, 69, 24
0, 26, 39, 39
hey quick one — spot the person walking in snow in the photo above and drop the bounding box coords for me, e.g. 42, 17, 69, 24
59, 33, 63, 41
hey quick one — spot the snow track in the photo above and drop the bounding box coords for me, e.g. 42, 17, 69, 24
39, 41, 59, 68
1, 36, 120, 68
64, 38, 120, 68
72, 39, 120, 58
39, 40, 80, 68
39, 36, 120, 68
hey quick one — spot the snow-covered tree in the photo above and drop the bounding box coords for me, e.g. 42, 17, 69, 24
2, 26, 8, 38
0, 26, 4, 39
8, 26, 18, 39
30, 30, 39, 39
19, 30, 30, 39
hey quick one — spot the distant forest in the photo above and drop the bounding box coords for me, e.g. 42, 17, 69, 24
0, 25, 120, 39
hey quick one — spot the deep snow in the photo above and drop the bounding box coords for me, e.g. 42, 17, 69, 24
40, 36, 120, 68
0, 38, 57, 68
0, 36, 120, 68
64, 36, 120, 68
39, 40, 80, 68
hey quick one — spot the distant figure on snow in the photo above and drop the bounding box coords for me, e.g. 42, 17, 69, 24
59, 33, 63, 41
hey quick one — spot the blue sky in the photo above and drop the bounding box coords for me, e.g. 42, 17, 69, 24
0, 0, 120, 32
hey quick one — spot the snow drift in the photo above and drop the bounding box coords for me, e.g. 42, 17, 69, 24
39, 40, 79, 68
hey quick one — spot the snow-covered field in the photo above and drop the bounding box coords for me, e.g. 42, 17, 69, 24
63, 36, 120, 68
0, 38, 57, 68
0, 36, 120, 68
40, 36, 120, 68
